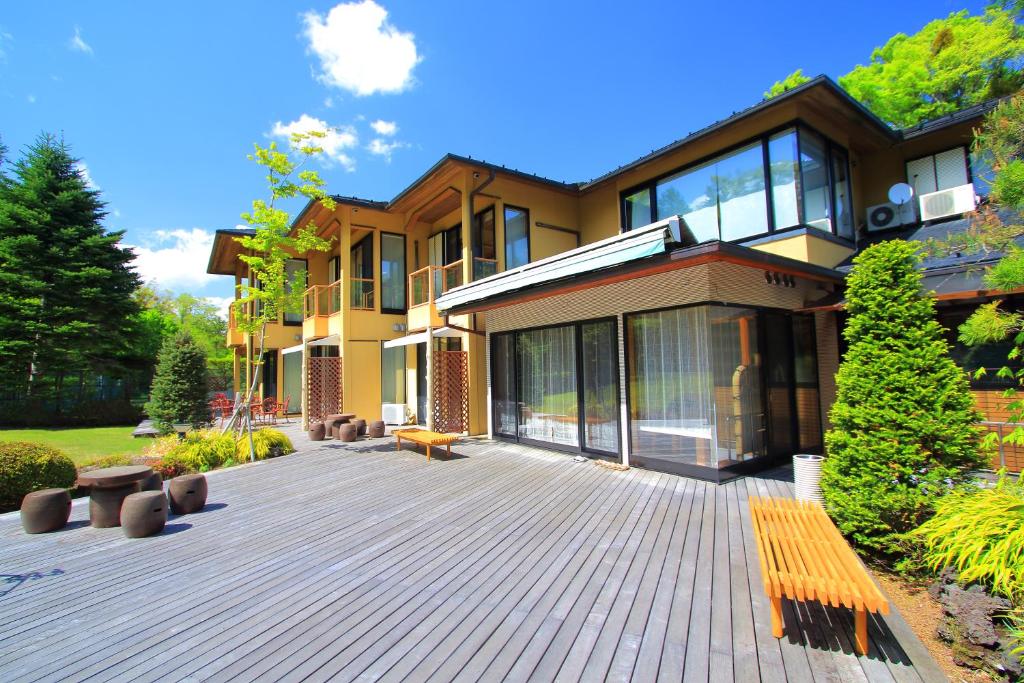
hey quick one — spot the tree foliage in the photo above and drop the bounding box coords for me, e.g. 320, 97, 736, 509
0, 134, 140, 397
822, 240, 987, 559
765, 5, 1024, 127
144, 331, 210, 433
764, 69, 812, 99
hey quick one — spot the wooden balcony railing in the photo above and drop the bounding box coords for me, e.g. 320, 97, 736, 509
409, 258, 499, 310
473, 257, 498, 281
303, 280, 342, 318
351, 277, 375, 310
409, 265, 436, 308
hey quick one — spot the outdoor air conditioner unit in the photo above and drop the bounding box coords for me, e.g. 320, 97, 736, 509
381, 403, 405, 425
919, 183, 977, 222
866, 202, 915, 232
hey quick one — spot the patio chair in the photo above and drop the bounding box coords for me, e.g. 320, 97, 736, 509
278, 395, 292, 423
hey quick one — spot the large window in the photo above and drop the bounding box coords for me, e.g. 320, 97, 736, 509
491, 318, 620, 456
283, 258, 306, 324
906, 147, 970, 196
380, 232, 406, 313
472, 207, 497, 280
504, 206, 530, 270
381, 345, 406, 404
621, 124, 853, 242
351, 234, 374, 310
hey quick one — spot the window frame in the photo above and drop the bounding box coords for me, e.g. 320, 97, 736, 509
282, 257, 308, 326
379, 231, 407, 315
618, 120, 854, 244
503, 205, 532, 270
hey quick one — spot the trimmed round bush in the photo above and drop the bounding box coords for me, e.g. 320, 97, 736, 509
0, 442, 76, 512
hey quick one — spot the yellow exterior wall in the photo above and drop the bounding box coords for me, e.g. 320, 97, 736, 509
749, 233, 855, 269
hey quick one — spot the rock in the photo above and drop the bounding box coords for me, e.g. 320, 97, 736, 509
937, 583, 1011, 648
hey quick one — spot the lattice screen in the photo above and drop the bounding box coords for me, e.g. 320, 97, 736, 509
433, 350, 468, 434
307, 357, 343, 422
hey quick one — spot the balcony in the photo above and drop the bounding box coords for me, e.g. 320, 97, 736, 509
226, 305, 245, 347
407, 258, 495, 329
303, 280, 341, 339
350, 277, 375, 311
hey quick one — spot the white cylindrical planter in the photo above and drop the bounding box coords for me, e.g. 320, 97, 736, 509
793, 454, 825, 504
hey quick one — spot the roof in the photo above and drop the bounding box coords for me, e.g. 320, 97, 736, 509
577, 76, 899, 190
206, 228, 255, 276
900, 97, 1005, 140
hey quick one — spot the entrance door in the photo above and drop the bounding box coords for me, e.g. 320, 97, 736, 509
261, 351, 278, 401
762, 312, 796, 456
416, 342, 427, 426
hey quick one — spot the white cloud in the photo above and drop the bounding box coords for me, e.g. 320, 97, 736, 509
367, 137, 406, 161
127, 228, 217, 290
0, 29, 12, 62
68, 26, 93, 55
270, 114, 358, 171
26, 94, 36, 104
303, 1, 420, 96
370, 119, 397, 136
323, 96, 335, 109
75, 162, 98, 190
203, 296, 234, 320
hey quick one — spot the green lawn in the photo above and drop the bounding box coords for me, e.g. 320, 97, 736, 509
0, 426, 151, 466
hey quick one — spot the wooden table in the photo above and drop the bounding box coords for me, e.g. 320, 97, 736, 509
77, 465, 153, 528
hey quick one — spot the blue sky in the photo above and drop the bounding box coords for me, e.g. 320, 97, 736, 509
0, 0, 987, 309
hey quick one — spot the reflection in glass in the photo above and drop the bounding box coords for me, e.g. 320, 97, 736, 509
768, 130, 800, 230
799, 129, 832, 232
491, 334, 516, 436
505, 207, 530, 269
624, 187, 653, 230
717, 142, 769, 240
709, 307, 764, 460
657, 160, 719, 243
380, 233, 405, 311
831, 148, 853, 240
517, 326, 578, 447
381, 345, 406, 404
792, 315, 822, 451
283, 259, 306, 323
581, 320, 619, 453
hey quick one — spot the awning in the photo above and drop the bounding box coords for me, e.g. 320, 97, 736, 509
281, 344, 304, 355
434, 217, 682, 313
308, 334, 340, 347
382, 327, 464, 349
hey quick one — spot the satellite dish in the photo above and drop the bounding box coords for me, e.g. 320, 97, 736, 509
888, 182, 914, 206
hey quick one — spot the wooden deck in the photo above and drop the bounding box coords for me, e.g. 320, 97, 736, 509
0, 427, 944, 682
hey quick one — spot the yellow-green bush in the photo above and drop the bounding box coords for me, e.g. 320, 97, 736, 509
164, 430, 235, 473
914, 476, 1024, 600
0, 442, 76, 511
236, 429, 295, 461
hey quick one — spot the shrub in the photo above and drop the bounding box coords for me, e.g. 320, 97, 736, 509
0, 442, 76, 511
915, 476, 1024, 601
822, 241, 988, 558
237, 429, 295, 461
155, 453, 194, 479
164, 430, 235, 473
145, 331, 210, 433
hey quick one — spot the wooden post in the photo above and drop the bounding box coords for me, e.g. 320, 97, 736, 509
855, 608, 868, 655
770, 596, 783, 638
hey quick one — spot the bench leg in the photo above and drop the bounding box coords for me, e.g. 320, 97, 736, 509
854, 608, 868, 656
426, 444, 431, 462
447, 443, 451, 459
770, 596, 783, 639
396, 437, 401, 451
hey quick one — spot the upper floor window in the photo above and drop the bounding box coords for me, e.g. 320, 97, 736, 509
351, 233, 374, 310
505, 206, 530, 269
621, 124, 854, 242
472, 207, 497, 279
283, 258, 306, 324
906, 147, 970, 196
380, 232, 406, 314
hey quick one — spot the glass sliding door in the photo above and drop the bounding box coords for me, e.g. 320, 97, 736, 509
282, 351, 301, 409
517, 326, 578, 448
381, 345, 406, 405
380, 233, 406, 313
708, 307, 764, 462
763, 311, 796, 456
581, 320, 619, 454
491, 333, 517, 437
792, 314, 822, 451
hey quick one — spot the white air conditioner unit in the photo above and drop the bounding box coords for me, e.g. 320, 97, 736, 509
919, 183, 977, 222
381, 403, 405, 425
866, 202, 915, 232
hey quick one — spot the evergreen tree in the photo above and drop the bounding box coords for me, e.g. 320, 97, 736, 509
822, 240, 988, 558
0, 134, 140, 398
145, 331, 209, 433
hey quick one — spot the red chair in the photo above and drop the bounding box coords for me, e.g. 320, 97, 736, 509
278, 395, 292, 423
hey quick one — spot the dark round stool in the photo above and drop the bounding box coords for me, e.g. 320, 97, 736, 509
140, 471, 163, 492
368, 420, 385, 438
20, 488, 72, 534
352, 418, 367, 436
308, 422, 326, 441
338, 423, 358, 442
168, 474, 207, 515
121, 490, 168, 538
89, 483, 142, 528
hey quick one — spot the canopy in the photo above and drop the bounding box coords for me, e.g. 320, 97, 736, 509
382, 327, 463, 349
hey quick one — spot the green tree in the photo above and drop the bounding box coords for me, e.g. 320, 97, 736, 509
145, 330, 209, 433
765, 5, 1024, 127
764, 69, 811, 99
227, 131, 334, 459
822, 240, 987, 559
0, 134, 140, 401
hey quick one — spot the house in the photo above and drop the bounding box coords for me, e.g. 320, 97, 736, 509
207, 75, 1021, 481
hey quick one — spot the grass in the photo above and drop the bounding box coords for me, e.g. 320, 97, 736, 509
0, 426, 150, 466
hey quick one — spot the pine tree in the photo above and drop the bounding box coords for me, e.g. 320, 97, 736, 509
145, 331, 209, 433
822, 240, 988, 558
0, 134, 140, 398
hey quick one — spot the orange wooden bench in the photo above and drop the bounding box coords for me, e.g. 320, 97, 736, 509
748, 496, 890, 655
392, 429, 457, 462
